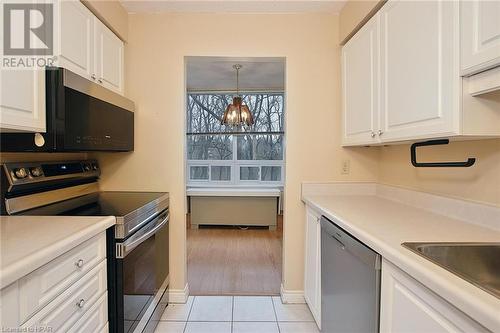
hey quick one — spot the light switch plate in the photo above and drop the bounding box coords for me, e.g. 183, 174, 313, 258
341, 159, 350, 175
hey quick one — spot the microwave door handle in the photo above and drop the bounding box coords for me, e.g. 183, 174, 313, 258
121, 213, 169, 257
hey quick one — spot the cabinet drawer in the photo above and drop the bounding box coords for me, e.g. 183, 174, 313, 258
69, 293, 108, 333
22, 260, 107, 332
19, 232, 106, 323
23, 261, 107, 332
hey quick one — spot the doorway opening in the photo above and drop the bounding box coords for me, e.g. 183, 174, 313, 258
185, 56, 285, 295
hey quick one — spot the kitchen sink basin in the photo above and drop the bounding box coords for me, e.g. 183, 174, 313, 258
402, 242, 500, 299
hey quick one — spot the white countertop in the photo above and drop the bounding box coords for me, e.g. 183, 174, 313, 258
0, 216, 115, 289
302, 191, 500, 332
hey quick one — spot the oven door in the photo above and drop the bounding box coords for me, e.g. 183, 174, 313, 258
115, 209, 169, 333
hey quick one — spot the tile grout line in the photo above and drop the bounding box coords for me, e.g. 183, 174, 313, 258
231, 296, 235, 333
271, 296, 281, 333
183, 296, 196, 333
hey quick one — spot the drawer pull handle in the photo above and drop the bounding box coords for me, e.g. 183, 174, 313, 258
75, 259, 84, 268
76, 299, 85, 308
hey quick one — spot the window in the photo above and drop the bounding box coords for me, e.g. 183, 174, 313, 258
187, 93, 284, 186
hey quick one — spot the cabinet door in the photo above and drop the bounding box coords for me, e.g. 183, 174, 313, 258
461, 0, 500, 76
94, 19, 124, 94
380, 260, 488, 333
0, 69, 46, 132
342, 15, 380, 146
56, 1, 94, 79
379, 0, 460, 142
304, 207, 321, 327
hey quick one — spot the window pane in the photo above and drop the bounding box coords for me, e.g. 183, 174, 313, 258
243, 94, 284, 132
240, 166, 260, 181
261, 166, 281, 181
211, 166, 231, 181
190, 166, 209, 180
187, 94, 284, 134
187, 135, 232, 160
187, 94, 229, 133
237, 135, 283, 160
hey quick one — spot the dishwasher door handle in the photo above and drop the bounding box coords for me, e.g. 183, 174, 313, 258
331, 235, 346, 250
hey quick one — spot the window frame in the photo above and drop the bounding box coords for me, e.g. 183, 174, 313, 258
186, 91, 285, 187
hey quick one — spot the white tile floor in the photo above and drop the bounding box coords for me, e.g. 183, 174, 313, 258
155, 296, 319, 333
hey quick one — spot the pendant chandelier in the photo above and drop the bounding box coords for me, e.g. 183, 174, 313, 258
221, 64, 254, 128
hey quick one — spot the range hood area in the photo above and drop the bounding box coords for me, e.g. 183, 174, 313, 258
1, 67, 134, 153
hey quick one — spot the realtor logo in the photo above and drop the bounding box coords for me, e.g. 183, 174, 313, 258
3, 3, 53, 55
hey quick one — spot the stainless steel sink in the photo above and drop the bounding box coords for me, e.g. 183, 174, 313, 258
402, 242, 500, 299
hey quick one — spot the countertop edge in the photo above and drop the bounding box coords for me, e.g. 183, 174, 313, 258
0, 216, 115, 289
302, 195, 500, 333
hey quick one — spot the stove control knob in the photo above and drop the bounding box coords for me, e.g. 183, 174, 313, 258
91, 162, 98, 171
83, 163, 91, 171
13, 168, 28, 179
30, 167, 43, 177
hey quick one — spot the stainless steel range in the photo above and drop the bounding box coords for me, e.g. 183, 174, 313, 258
1, 160, 169, 333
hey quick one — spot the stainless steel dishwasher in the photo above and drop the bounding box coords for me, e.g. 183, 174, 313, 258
321, 216, 381, 333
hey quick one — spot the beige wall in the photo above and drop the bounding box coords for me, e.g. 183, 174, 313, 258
379, 140, 500, 206
82, 0, 129, 41
339, 0, 382, 43
94, 12, 379, 292
0, 153, 87, 163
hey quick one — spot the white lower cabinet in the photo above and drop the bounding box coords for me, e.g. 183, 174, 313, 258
0, 232, 109, 332
22, 261, 107, 331
304, 206, 321, 328
69, 293, 108, 333
380, 259, 489, 333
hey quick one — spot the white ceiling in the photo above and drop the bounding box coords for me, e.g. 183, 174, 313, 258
120, 0, 347, 14
186, 57, 285, 91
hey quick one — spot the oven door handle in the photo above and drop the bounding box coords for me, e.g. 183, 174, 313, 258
118, 212, 169, 258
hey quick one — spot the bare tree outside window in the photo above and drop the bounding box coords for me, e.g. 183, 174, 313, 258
187, 93, 284, 185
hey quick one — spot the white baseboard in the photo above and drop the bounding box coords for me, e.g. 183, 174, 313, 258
280, 284, 305, 304
168, 283, 189, 303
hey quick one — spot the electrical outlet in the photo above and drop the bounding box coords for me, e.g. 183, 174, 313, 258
341, 159, 350, 175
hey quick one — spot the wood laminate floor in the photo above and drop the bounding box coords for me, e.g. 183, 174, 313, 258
187, 215, 283, 296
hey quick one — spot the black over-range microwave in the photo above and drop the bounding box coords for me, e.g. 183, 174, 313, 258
1, 67, 134, 152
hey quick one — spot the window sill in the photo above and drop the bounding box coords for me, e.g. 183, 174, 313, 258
186, 187, 281, 197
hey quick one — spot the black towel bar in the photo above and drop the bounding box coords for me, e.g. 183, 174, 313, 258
410, 139, 476, 167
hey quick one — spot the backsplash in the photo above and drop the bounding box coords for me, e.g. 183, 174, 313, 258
378, 139, 500, 207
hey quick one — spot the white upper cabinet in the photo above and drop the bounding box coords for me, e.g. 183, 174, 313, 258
342, 15, 379, 145
379, 0, 460, 142
461, 0, 500, 76
0, 69, 46, 133
341, 0, 500, 146
54, 1, 124, 95
56, 1, 94, 79
94, 19, 124, 94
